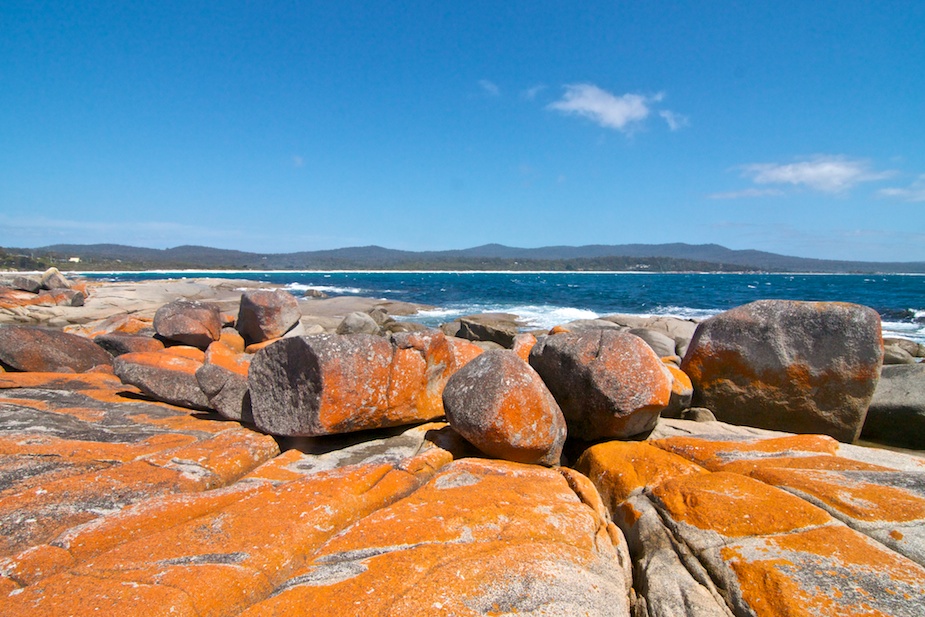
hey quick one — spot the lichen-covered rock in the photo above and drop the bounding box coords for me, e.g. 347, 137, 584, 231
236, 289, 301, 344
240, 458, 632, 617
511, 332, 537, 362
11, 276, 42, 293
681, 300, 883, 442
249, 332, 457, 436
153, 299, 222, 349
443, 350, 566, 465
196, 341, 252, 422
862, 364, 925, 450
0, 325, 112, 373
529, 330, 672, 440
660, 363, 694, 418
113, 349, 210, 410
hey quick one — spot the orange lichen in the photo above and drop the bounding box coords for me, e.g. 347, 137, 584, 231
652, 434, 840, 471
652, 472, 832, 537
750, 467, 925, 523
723, 525, 925, 617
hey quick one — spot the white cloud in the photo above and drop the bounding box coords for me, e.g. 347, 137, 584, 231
707, 188, 785, 199
878, 174, 925, 202
478, 79, 500, 97
740, 155, 893, 193
548, 84, 655, 132
659, 110, 689, 131
548, 84, 685, 134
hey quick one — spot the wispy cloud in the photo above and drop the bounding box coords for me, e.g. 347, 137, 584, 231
707, 188, 785, 199
478, 79, 500, 97
878, 174, 925, 202
740, 155, 894, 193
547, 84, 685, 134
522, 84, 546, 100
659, 110, 689, 131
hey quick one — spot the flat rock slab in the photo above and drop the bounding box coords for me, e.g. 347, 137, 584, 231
0, 325, 112, 373
577, 425, 925, 616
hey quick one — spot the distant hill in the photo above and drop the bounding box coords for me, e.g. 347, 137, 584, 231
4, 242, 925, 273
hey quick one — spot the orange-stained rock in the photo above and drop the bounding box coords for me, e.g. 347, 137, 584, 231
512, 332, 537, 362
153, 299, 222, 349
660, 363, 694, 417
244, 338, 279, 353
218, 326, 246, 353
0, 326, 112, 373
576, 440, 706, 506
681, 300, 883, 442
196, 341, 252, 421
240, 458, 632, 617
249, 332, 460, 436
113, 349, 210, 409
529, 329, 672, 439
236, 289, 301, 345
443, 349, 566, 465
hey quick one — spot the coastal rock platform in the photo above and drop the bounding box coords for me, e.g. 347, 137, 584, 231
1, 275, 925, 615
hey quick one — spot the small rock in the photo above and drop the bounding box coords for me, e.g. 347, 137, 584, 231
862, 364, 925, 449
443, 350, 566, 466
512, 332, 537, 362
335, 311, 380, 335
236, 289, 301, 345
40, 267, 72, 290
456, 313, 521, 347
660, 363, 694, 418
883, 344, 916, 365
153, 300, 223, 349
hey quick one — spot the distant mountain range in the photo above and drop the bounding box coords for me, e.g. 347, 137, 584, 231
4, 242, 925, 273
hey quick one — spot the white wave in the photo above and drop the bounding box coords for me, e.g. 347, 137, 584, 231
882, 321, 925, 345
512, 306, 601, 329
286, 283, 364, 295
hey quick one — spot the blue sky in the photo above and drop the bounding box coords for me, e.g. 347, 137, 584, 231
2, 1, 924, 261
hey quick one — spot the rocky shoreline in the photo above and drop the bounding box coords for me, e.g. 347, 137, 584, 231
1, 270, 924, 616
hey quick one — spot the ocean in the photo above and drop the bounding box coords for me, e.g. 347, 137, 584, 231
82, 271, 925, 344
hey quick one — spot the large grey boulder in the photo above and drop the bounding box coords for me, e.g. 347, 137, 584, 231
443, 350, 566, 466
861, 364, 925, 449
529, 330, 672, 440
153, 300, 223, 349
236, 289, 301, 344
628, 327, 677, 358
681, 300, 883, 442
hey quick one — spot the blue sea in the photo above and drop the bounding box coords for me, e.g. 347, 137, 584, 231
82, 271, 925, 344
